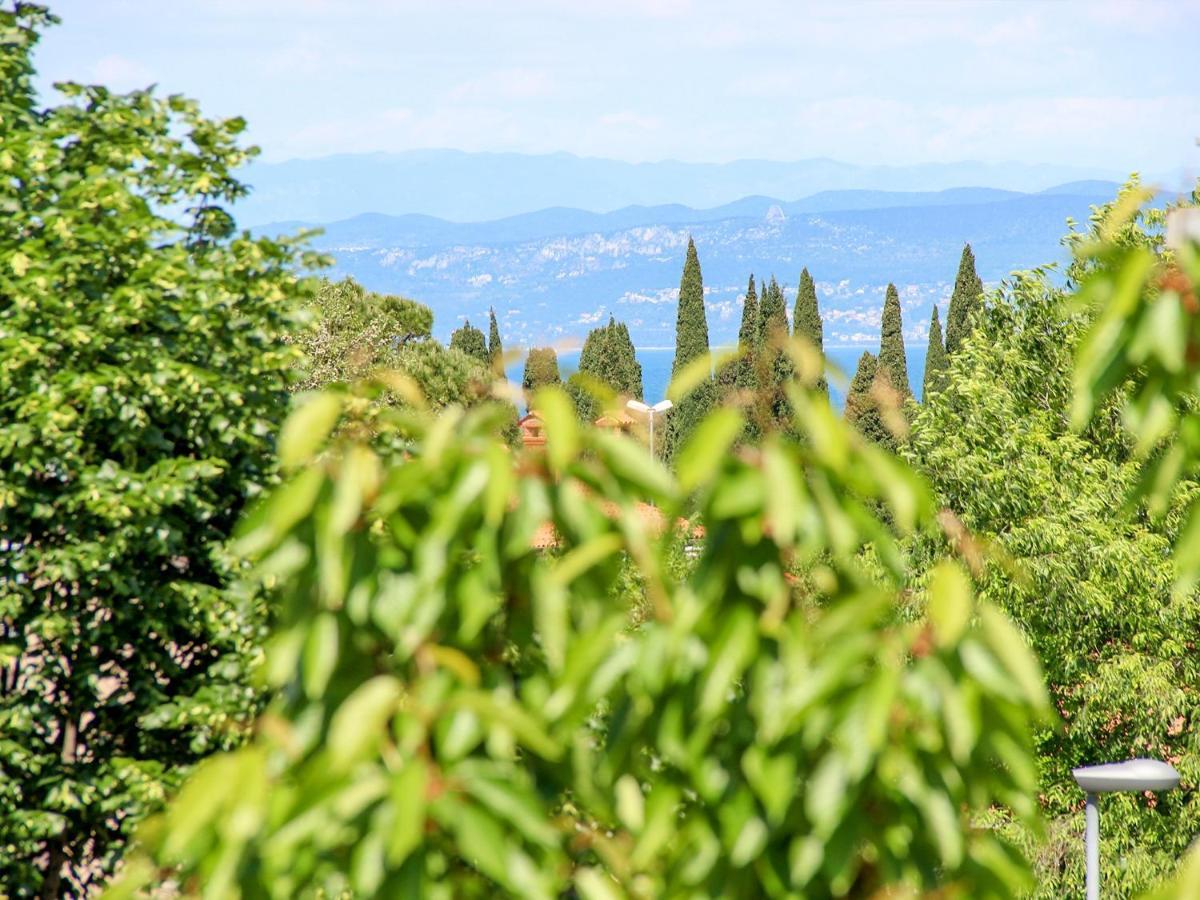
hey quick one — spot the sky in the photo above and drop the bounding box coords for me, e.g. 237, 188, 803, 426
30, 0, 1200, 179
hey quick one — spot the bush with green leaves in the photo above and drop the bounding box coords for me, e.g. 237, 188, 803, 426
1066, 184, 1200, 897
0, 4, 320, 893
907, 182, 1200, 897
109, 362, 1052, 897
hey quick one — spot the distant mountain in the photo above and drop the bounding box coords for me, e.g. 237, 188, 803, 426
259, 183, 1121, 249
237, 149, 1123, 224
274, 181, 1121, 352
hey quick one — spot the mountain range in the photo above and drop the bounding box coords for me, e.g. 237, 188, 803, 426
256, 179, 1130, 351
237, 149, 1126, 225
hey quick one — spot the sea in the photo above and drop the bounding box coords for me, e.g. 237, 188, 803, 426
506, 345, 927, 412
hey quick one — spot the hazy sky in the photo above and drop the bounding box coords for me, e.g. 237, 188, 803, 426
31, 0, 1200, 177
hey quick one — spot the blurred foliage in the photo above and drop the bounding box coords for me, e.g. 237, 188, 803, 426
0, 3, 322, 893
111, 365, 1051, 898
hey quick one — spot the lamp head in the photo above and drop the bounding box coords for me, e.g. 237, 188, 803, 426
651, 400, 673, 413
1072, 759, 1181, 794
626, 400, 650, 414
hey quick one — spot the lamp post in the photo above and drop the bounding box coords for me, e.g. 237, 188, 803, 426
626, 399, 673, 459
1072, 758, 1180, 899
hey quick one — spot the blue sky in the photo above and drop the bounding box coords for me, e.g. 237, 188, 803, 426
32, 0, 1200, 178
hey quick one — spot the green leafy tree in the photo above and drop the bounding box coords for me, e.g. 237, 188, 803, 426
450, 319, 489, 366
877, 283, 911, 399
0, 6, 320, 893
665, 237, 715, 458
114, 379, 1051, 899
944, 243, 984, 354
922, 305, 948, 399
792, 267, 828, 394
1068, 182, 1200, 900
909, 186, 1200, 897
487, 307, 504, 377
522, 346, 561, 393
295, 277, 433, 390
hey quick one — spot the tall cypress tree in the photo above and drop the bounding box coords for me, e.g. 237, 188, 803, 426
450, 319, 488, 365
612, 319, 643, 400
792, 267, 827, 394
729, 274, 759, 394
487, 307, 504, 377
922, 305, 948, 399
877, 283, 911, 398
945, 243, 983, 354
666, 237, 715, 457
754, 276, 793, 432
845, 350, 888, 445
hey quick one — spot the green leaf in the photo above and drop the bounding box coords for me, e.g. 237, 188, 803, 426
675, 406, 743, 492
386, 761, 429, 865
928, 559, 972, 647
279, 392, 343, 470
302, 612, 339, 699
327, 676, 402, 771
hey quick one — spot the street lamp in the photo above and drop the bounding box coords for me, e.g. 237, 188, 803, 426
1073, 758, 1180, 899
626, 399, 673, 458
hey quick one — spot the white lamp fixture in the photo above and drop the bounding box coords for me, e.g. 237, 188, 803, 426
626, 398, 673, 458
1072, 759, 1180, 899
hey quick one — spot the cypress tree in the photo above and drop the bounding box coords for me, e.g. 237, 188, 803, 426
877, 283, 911, 398
729, 274, 759, 395
612, 319, 643, 400
792, 267, 828, 394
752, 276, 793, 432
569, 317, 644, 420
522, 347, 561, 393
666, 237, 715, 457
450, 319, 489, 366
944, 243, 983, 354
845, 351, 888, 446
922, 305, 948, 399
758, 275, 787, 343
487, 307, 504, 377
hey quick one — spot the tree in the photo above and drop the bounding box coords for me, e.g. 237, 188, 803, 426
450, 319, 489, 366
944, 243, 983, 354
754, 275, 793, 431
568, 316, 643, 421
115, 383, 1050, 899
487, 307, 504, 377
665, 237, 715, 457
522, 346, 561, 393
844, 350, 889, 445
921, 305, 948, 399
0, 6, 318, 892
792, 267, 827, 394
295, 278, 433, 390
877, 283, 911, 399
908, 187, 1200, 897
1066, 179, 1200, 900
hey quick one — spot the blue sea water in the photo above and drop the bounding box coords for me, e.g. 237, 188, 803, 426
507, 345, 927, 412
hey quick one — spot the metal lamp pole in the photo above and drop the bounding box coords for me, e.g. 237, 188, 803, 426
1072, 759, 1180, 899
626, 399, 673, 458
